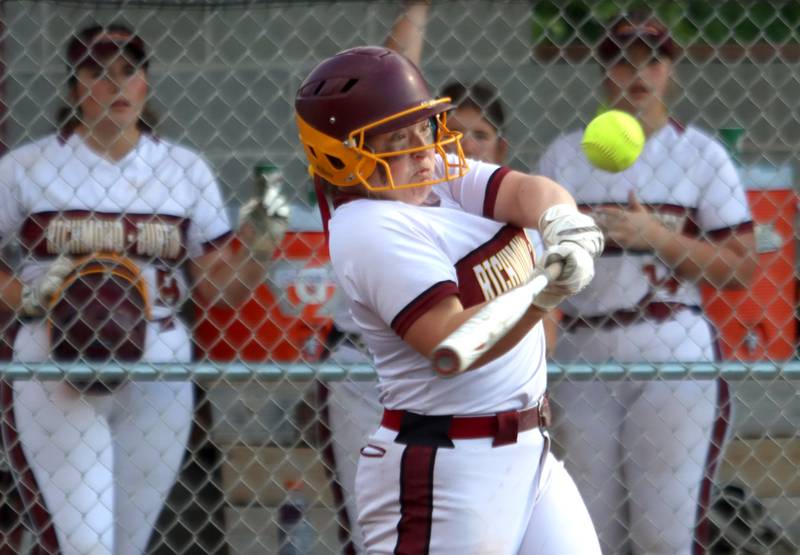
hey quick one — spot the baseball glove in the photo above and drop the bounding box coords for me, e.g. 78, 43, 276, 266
48, 254, 150, 374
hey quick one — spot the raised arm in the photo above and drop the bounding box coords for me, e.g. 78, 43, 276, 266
385, 1, 430, 65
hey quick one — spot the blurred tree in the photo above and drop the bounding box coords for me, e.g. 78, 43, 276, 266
532, 1, 800, 48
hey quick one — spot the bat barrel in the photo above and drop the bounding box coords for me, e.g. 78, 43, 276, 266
429, 262, 563, 378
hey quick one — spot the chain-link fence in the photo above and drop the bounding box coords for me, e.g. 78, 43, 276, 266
0, 0, 798, 553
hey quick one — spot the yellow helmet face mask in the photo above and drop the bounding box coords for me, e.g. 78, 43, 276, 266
297, 98, 469, 191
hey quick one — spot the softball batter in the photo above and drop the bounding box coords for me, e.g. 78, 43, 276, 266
297, 45, 603, 554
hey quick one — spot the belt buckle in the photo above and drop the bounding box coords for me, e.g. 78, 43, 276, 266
538, 398, 551, 429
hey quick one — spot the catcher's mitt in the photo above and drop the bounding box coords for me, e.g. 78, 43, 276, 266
48, 254, 150, 376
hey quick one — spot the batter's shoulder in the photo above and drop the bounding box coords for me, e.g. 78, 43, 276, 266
329, 201, 430, 257
331, 200, 414, 238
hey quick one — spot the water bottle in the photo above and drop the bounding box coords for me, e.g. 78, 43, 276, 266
277, 479, 315, 554
254, 162, 284, 201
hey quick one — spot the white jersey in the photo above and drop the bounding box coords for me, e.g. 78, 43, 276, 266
538, 121, 752, 317
329, 154, 547, 415
0, 133, 232, 321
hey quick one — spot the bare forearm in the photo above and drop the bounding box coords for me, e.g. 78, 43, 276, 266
220, 252, 267, 306
542, 312, 560, 357
516, 180, 576, 231
654, 231, 755, 289
385, 1, 430, 64
0, 272, 22, 313
194, 248, 268, 307
494, 172, 576, 230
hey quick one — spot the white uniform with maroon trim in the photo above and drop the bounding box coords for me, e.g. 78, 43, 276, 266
0, 133, 231, 555
328, 154, 600, 554
323, 224, 549, 555
539, 122, 751, 555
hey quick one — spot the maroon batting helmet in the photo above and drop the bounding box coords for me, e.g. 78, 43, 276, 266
295, 46, 467, 190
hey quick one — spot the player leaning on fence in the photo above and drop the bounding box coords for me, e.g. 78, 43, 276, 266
296, 45, 604, 554
0, 24, 287, 554
540, 11, 758, 555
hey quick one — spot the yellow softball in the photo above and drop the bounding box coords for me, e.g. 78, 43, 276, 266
581, 110, 645, 173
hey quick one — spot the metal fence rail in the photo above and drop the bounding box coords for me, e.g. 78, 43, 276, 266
2, 361, 800, 381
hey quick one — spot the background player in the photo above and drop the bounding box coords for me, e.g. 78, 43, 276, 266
539, 11, 757, 554
0, 24, 285, 554
297, 45, 603, 554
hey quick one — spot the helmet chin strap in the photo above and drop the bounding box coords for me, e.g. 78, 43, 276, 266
314, 176, 332, 243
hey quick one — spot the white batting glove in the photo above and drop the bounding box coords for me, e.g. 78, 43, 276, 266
238, 187, 290, 261
538, 204, 604, 258
531, 244, 595, 310
20, 255, 74, 318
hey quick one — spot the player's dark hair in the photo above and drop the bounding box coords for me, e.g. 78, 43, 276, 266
56, 22, 158, 137
598, 9, 678, 65
440, 80, 507, 134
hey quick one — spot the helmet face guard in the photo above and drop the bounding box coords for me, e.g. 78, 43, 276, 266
297, 98, 467, 191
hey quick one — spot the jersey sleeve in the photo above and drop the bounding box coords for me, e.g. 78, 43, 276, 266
186, 156, 233, 258
437, 154, 511, 218
0, 152, 25, 244
334, 212, 458, 338
692, 138, 752, 234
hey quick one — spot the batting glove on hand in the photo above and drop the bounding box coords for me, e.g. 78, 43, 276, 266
238, 186, 290, 261
21, 254, 74, 318
531, 244, 595, 311
539, 204, 604, 258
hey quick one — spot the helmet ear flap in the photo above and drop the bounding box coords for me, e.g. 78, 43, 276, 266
297, 115, 379, 187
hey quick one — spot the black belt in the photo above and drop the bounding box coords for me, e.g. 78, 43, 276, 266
382, 398, 551, 448
324, 325, 367, 354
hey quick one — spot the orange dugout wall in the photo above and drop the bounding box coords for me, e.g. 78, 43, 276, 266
197, 166, 797, 365
701, 164, 797, 361
195, 228, 336, 363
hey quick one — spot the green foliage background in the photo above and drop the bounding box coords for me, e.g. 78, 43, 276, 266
532, 1, 800, 47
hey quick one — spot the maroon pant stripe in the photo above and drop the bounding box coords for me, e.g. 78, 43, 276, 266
693, 378, 731, 555
394, 445, 436, 555
0, 381, 60, 554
